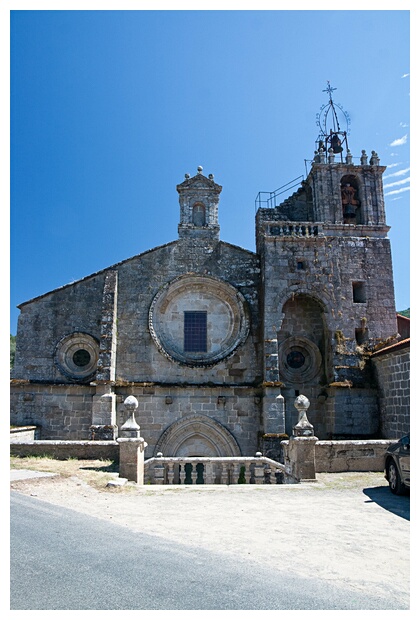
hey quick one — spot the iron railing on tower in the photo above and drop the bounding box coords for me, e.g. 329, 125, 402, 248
255, 175, 304, 212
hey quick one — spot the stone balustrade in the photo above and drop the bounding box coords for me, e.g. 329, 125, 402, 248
144, 454, 288, 485
268, 223, 322, 238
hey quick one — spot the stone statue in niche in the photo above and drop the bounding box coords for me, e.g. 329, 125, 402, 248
341, 183, 359, 224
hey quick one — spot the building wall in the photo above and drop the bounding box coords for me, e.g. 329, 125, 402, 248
13, 274, 105, 383
115, 385, 260, 459
372, 345, 410, 438
115, 239, 261, 384
10, 383, 96, 439
11, 157, 404, 452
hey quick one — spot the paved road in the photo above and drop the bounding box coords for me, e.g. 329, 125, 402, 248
10, 492, 408, 610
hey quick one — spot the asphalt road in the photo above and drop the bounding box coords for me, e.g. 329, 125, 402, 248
10, 491, 408, 611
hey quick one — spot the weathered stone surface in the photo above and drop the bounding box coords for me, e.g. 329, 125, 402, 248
10, 140, 408, 457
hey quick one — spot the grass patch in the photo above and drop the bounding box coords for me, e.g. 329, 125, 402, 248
10, 455, 119, 491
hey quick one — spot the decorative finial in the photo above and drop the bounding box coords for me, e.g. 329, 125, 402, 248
209, 173, 214, 180
293, 394, 314, 437
185, 173, 190, 179
323, 80, 337, 101
197, 166, 203, 174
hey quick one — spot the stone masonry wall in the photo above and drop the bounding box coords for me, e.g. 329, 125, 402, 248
10, 440, 119, 461
315, 440, 393, 472
372, 345, 410, 438
13, 273, 105, 382
115, 239, 261, 384
10, 383, 96, 439
115, 385, 260, 459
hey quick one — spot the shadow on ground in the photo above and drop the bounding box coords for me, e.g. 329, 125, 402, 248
79, 463, 119, 473
363, 486, 410, 520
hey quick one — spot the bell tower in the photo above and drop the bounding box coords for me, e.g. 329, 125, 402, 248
177, 166, 222, 241
256, 84, 398, 439
309, 82, 387, 226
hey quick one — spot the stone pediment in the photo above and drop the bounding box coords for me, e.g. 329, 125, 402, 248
177, 169, 222, 194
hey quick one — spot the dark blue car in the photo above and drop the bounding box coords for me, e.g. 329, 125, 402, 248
384, 434, 410, 495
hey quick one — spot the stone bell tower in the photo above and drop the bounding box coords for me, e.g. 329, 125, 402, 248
256, 84, 398, 439
177, 166, 222, 241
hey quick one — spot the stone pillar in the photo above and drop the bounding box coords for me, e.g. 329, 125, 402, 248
282, 395, 318, 483
91, 270, 118, 440
117, 396, 148, 484
154, 453, 165, 485
91, 383, 117, 440
254, 452, 265, 484
262, 387, 285, 434
261, 386, 286, 461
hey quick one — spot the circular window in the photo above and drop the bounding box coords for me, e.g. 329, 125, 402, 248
72, 349, 91, 367
55, 333, 99, 380
286, 350, 306, 369
149, 274, 250, 366
279, 337, 322, 383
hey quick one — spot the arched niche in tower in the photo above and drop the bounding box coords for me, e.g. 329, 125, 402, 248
192, 202, 206, 226
341, 174, 362, 224
277, 293, 329, 386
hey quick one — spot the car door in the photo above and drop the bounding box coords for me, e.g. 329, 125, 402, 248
399, 434, 410, 486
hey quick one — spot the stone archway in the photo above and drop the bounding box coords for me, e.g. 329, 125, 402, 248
155, 414, 241, 457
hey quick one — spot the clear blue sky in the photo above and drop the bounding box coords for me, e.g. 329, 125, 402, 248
8, 8, 410, 335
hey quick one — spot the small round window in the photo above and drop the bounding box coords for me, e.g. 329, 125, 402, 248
279, 337, 322, 383
286, 350, 306, 369
55, 333, 99, 380
72, 349, 91, 367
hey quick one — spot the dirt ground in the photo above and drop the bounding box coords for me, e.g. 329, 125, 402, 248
10, 457, 411, 609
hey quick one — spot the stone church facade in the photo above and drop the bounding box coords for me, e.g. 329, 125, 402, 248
11, 102, 403, 459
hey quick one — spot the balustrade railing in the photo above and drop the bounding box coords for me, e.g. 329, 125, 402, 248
144, 454, 288, 485
268, 222, 322, 238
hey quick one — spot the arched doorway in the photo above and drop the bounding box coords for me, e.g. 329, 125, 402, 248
155, 413, 241, 457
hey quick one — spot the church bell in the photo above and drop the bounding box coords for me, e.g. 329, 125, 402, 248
331, 133, 343, 153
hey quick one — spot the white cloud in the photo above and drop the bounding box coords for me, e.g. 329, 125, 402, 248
383, 177, 410, 189
390, 134, 408, 147
385, 162, 402, 169
400, 122, 409, 128
383, 167, 410, 179
401, 73, 409, 78
385, 187, 410, 196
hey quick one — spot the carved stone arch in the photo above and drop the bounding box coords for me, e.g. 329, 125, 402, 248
277, 292, 331, 386
275, 288, 331, 330
155, 414, 241, 457
278, 291, 329, 337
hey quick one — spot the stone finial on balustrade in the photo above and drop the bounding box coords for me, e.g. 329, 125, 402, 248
120, 395, 140, 438
293, 394, 314, 437
328, 148, 335, 164
360, 149, 368, 165
345, 149, 353, 165
369, 150, 380, 166
154, 452, 165, 485
254, 451, 265, 484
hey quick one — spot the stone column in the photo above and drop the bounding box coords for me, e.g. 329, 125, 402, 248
117, 396, 148, 484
